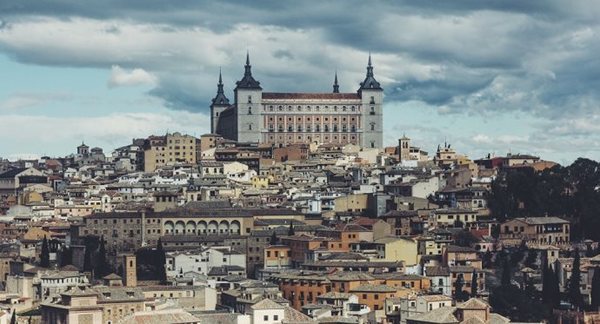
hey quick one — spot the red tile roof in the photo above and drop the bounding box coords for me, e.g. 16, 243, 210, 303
262, 92, 360, 100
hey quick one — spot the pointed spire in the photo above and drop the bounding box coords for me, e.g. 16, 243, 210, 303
244, 51, 252, 77
366, 53, 374, 77
359, 53, 382, 91
333, 71, 339, 93
236, 51, 262, 90
212, 68, 230, 106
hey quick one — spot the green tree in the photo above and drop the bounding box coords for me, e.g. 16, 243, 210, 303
10, 310, 16, 324
156, 238, 167, 284
591, 270, 600, 310
524, 249, 538, 269
95, 236, 110, 279
482, 249, 493, 268
454, 274, 466, 302
471, 270, 478, 297
501, 258, 512, 287
542, 265, 560, 307
40, 236, 50, 268
270, 230, 278, 245
542, 265, 551, 304
551, 266, 561, 307
288, 222, 295, 236
568, 249, 583, 309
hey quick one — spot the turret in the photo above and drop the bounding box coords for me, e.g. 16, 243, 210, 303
210, 69, 231, 134
333, 72, 339, 93
234, 52, 262, 143
358, 54, 384, 149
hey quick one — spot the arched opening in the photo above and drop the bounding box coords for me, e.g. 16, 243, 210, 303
174, 221, 185, 234
197, 221, 207, 235
186, 221, 196, 234
163, 221, 174, 234
208, 221, 218, 234
218, 221, 229, 234
230, 221, 241, 234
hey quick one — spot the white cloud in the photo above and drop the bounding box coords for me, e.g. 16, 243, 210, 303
0, 109, 210, 156
0, 92, 71, 110
108, 65, 157, 88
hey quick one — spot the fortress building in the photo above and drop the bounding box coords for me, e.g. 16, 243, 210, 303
211, 53, 384, 148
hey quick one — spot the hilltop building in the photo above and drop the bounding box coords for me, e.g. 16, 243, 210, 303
211, 53, 384, 148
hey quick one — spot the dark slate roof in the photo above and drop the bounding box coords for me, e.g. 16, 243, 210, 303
514, 216, 569, 225
212, 70, 230, 106
235, 52, 262, 90
262, 92, 360, 100
426, 266, 450, 276
445, 245, 477, 253
0, 168, 27, 179
359, 55, 382, 91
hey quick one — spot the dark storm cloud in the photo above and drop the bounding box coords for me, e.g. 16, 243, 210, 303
1, 0, 599, 121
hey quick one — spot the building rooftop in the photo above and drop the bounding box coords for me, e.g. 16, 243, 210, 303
262, 92, 360, 100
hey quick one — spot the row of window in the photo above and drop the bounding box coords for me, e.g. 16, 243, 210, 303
268, 125, 360, 132
267, 134, 358, 142
265, 105, 360, 112
269, 115, 358, 122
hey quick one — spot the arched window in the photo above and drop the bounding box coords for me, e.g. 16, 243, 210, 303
248, 107, 252, 115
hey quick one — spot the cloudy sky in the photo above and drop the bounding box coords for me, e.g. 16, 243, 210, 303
0, 1, 599, 164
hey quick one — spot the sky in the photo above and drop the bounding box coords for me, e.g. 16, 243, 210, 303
0, 1, 599, 164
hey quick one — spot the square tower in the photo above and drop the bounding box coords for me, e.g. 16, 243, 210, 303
358, 54, 384, 149
234, 52, 263, 143
123, 254, 137, 287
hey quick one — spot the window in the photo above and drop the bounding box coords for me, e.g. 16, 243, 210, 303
248, 124, 252, 130
370, 106, 375, 115
248, 107, 252, 115
370, 96, 375, 104
274, 315, 279, 321
264, 315, 268, 321
247, 95, 252, 103
370, 123, 375, 131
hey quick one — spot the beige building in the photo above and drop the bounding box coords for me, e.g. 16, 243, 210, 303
41, 286, 145, 324
79, 206, 303, 251
432, 209, 479, 228
373, 236, 419, 265
500, 216, 570, 244
144, 132, 198, 172
334, 194, 368, 213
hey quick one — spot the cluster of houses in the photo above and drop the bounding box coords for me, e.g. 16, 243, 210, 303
0, 134, 589, 324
